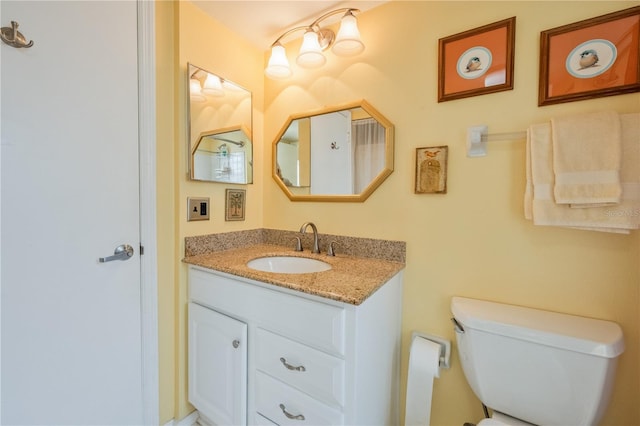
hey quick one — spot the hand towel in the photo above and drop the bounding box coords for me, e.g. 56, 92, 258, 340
605, 113, 640, 228
525, 115, 639, 234
551, 111, 622, 206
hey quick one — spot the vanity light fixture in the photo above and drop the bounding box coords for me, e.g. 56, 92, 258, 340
189, 78, 206, 102
265, 8, 364, 80
190, 69, 227, 101
202, 73, 224, 97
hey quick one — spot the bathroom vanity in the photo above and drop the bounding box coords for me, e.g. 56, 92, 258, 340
185, 238, 404, 426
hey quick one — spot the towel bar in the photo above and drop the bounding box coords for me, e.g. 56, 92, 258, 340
467, 125, 527, 157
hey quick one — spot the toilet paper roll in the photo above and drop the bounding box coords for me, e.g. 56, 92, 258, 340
405, 336, 441, 426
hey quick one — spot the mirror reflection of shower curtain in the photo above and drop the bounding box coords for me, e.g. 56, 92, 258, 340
193, 150, 246, 183
352, 118, 385, 193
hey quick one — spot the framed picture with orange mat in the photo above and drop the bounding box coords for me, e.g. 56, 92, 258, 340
438, 17, 516, 102
539, 6, 640, 106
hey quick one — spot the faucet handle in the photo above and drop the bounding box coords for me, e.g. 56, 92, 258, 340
327, 241, 337, 256
294, 236, 303, 252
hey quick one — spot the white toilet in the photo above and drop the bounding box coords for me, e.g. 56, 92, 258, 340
451, 296, 625, 426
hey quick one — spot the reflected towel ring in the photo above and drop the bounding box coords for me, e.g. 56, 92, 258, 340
1, 21, 34, 48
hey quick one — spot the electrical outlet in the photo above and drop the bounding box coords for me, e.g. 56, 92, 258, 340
187, 197, 210, 221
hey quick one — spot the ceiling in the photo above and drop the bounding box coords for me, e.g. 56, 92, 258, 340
191, 0, 387, 51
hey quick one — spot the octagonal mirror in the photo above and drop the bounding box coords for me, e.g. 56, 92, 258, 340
188, 63, 253, 184
273, 100, 394, 202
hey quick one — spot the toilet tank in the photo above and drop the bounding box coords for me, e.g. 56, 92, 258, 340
451, 297, 624, 426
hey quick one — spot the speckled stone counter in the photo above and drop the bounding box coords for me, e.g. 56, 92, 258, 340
183, 229, 406, 305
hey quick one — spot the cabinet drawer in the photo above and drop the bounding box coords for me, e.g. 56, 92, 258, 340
255, 371, 343, 426
256, 328, 345, 407
190, 267, 346, 355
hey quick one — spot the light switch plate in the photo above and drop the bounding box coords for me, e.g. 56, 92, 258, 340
187, 197, 210, 221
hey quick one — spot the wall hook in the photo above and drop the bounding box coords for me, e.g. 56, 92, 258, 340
330, 141, 340, 150
1, 21, 34, 48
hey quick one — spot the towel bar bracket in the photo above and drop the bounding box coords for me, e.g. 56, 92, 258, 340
467, 125, 488, 157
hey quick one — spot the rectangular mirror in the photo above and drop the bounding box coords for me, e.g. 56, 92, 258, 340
188, 63, 253, 184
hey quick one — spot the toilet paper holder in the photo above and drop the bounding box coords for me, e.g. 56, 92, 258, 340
412, 331, 451, 369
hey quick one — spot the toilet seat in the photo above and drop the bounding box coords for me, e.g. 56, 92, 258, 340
477, 412, 534, 426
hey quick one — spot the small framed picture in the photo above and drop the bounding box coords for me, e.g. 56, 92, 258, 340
539, 6, 640, 106
438, 17, 516, 102
415, 146, 448, 194
225, 189, 246, 221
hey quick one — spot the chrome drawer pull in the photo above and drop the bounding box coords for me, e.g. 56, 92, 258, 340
279, 403, 305, 421
280, 357, 306, 372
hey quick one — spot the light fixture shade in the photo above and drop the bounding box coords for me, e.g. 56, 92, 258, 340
296, 29, 326, 68
265, 43, 292, 79
189, 78, 206, 102
332, 11, 364, 57
202, 74, 224, 96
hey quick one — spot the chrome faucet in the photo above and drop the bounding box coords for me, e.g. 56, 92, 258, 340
299, 222, 320, 254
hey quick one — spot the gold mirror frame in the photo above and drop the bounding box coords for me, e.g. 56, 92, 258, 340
272, 100, 394, 202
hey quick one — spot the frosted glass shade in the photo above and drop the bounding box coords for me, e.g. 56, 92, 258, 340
296, 30, 326, 68
189, 78, 205, 102
332, 12, 364, 57
265, 43, 292, 79
202, 74, 224, 96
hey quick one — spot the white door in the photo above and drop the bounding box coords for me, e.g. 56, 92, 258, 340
310, 111, 353, 194
1, 1, 146, 424
189, 302, 248, 425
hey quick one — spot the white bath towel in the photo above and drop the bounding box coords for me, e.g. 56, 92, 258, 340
524, 113, 639, 233
551, 111, 622, 206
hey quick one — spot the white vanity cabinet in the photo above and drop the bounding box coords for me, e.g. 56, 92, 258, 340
188, 302, 247, 425
188, 264, 403, 426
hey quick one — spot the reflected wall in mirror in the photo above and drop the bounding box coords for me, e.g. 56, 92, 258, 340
273, 100, 394, 202
188, 63, 253, 183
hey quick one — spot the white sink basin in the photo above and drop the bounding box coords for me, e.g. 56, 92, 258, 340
247, 256, 331, 274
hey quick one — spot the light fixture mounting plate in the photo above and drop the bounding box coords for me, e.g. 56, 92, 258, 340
317, 28, 335, 51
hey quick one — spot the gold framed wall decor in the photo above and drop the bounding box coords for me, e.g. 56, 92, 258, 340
415, 146, 448, 194
225, 189, 246, 221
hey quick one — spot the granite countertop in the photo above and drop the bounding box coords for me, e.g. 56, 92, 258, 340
183, 244, 405, 305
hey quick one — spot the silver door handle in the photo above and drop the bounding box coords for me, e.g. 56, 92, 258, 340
99, 244, 134, 263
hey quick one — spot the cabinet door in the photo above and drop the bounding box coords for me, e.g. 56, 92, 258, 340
189, 302, 247, 425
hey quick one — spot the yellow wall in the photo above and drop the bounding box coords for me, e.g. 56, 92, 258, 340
263, 2, 639, 426
157, 1, 640, 424
156, 1, 177, 422
174, 1, 265, 420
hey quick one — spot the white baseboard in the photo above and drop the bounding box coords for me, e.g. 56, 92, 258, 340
163, 410, 200, 426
